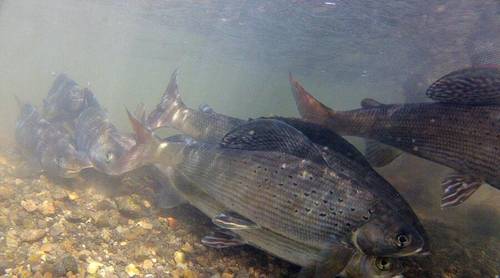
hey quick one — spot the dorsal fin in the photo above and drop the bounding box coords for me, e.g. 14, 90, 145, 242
261, 116, 373, 169
426, 66, 500, 105
221, 119, 327, 165
361, 98, 385, 108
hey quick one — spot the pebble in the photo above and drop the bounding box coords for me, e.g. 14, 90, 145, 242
137, 220, 153, 230
142, 259, 154, 270
5, 230, 19, 250
21, 199, 38, 212
167, 217, 177, 229
40, 200, 56, 216
19, 229, 46, 242
15, 178, 23, 185
0, 185, 15, 200
50, 222, 65, 236
221, 272, 234, 278
125, 263, 140, 277
86, 261, 102, 275
181, 242, 194, 253
67, 192, 79, 201
174, 251, 186, 265
54, 255, 79, 276
115, 195, 144, 218
184, 269, 198, 278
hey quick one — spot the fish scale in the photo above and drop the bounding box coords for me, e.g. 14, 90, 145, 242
174, 144, 377, 249
320, 103, 500, 187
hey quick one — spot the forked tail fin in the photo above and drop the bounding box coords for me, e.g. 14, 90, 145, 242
289, 73, 334, 124
146, 69, 187, 129
105, 109, 159, 176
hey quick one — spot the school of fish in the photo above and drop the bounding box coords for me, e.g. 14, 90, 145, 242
13, 63, 499, 277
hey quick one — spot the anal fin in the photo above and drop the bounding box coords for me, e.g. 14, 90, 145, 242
201, 229, 246, 248
365, 140, 402, 167
212, 211, 259, 230
441, 173, 483, 208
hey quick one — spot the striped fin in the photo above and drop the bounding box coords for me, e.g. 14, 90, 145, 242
441, 173, 483, 208
212, 211, 259, 230
426, 66, 500, 105
201, 229, 246, 248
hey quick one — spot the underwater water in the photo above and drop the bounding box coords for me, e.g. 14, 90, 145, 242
0, 0, 499, 277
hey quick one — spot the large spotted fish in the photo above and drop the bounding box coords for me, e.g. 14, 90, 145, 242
291, 66, 500, 208
128, 113, 427, 263
160, 163, 404, 277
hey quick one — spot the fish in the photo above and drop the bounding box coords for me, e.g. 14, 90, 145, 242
43, 73, 99, 123
146, 69, 244, 143
144, 69, 428, 254
290, 66, 500, 208
74, 105, 138, 176
145, 70, 372, 169
127, 108, 428, 259
15, 101, 92, 178
159, 164, 404, 277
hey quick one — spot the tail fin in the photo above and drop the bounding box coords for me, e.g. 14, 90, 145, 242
104, 109, 158, 176
289, 73, 334, 124
146, 69, 186, 129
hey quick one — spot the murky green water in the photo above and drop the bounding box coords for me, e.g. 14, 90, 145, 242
0, 0, 498, 277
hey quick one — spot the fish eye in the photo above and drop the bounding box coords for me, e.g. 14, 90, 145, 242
105, 151, 115, 163
396, 233, 411, 248
375, 257, 391, 271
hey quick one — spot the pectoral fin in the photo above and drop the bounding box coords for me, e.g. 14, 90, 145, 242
156, 167, 187, 209
364, 140, 403, 167
212, 211, 259, 230
201, 229, 246, 248
441, 173, 483, 208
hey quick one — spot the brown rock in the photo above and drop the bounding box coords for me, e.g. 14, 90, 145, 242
21, 199, 38, 212
39, 200, 56, 216
20, 229, 46, 243
0, 185, 15, 200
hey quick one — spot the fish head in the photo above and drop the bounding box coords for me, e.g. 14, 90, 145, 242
341, 252, 404, 278
88, 129, 149, 176
352, 211, 426, 258
357, 256, 403, 278
41, 140, 93, 178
